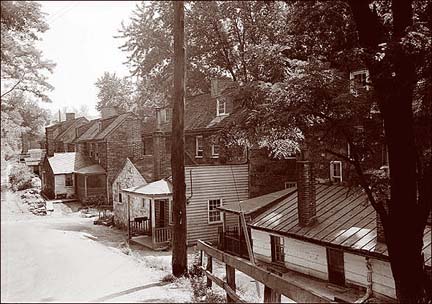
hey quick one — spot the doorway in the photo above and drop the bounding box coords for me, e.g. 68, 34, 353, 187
326, 248, 345, 286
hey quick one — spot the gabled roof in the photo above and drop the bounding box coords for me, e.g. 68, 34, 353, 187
56, 117, 89, 143
250, 184, 432, 266
74, 119, 101, 143
123, 179, 172, 197
93, 113, 134, 140
47, 152, 94, 175
218, 188, 296, 215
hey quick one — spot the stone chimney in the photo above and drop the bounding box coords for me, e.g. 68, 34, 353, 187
46, 127, 55, 157
297, 160, 317, 227
65, 112, 75, 121
101, 106, 118, 119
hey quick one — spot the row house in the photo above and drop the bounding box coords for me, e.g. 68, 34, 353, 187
41, 108, 143, 205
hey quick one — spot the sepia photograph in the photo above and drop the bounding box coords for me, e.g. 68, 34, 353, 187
1, 1, 431, 303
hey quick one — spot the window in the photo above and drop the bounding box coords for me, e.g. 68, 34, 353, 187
208, 199, 222, 223
350, 69, 370, 95
142, 198, 146, 208
330, 161, 343, 183
195, 136, 203, 158
117, 183, 122, 203
327, 248, 345, 286
65, 174, 73, 187
169, 199, 173, 225
211, 144, 219, 158
271, 235, 285, 264
216, 98, 227, 116
284, 181, 297, 189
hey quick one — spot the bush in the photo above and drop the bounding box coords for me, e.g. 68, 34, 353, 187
8, 163, 38, 191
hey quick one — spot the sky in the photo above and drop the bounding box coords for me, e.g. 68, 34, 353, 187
37, 1, 139, 118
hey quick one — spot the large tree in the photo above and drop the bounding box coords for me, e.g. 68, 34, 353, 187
223, 1, 431, 302
1, 1, 54, 160
348, 1, 431, 302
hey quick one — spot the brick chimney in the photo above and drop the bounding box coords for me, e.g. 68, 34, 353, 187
65, 112, 75, 121
101, 106, 118, 119
297, 160, 317, 227
152, 131, 165, 180
376, 199, 388, 243
155, 108, 162, 131
46, 127, 55, 157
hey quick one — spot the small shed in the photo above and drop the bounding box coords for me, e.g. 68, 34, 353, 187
122, 179, 173, 250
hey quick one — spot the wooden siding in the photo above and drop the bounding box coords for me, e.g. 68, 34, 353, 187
54, 174, 75, 198
284, 237, 328, 281
371, 258, 396, 298
344, 252, 368, 286
251, 229, 272, 263
185, 164, 249, 245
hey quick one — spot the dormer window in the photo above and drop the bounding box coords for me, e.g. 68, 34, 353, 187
216, 98, 227, 116
330, 161, 343, 183
350, 69, 370, 95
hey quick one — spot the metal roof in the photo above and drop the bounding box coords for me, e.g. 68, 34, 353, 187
250, 184, 431, 266
47, 152, 94, 175
122, 179, 172, 197
218, 188, 296, 215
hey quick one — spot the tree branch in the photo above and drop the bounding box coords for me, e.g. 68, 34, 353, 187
1, 79, 23, 98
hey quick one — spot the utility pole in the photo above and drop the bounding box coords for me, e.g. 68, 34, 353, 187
171, 0, 187, 277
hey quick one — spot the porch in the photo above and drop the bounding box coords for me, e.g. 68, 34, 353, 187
218, 225, 250, 260
75, 164, 107, 205
124, 179, 173, 251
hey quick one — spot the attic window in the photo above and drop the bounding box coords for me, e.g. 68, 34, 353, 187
350, 69, 370, 95
216, 98, 227, 116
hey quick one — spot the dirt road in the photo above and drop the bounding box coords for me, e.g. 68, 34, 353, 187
1, 190, 192, 303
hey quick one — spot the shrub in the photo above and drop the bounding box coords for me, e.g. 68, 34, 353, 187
8, 162, 37, 191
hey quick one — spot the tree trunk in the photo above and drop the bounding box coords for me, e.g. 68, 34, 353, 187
171, 0, 187, 277
348, 1, 430, 302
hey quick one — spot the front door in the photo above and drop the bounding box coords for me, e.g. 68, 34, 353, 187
327, 248, 345, 286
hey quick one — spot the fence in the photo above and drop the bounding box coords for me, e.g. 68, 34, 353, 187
197, 240, 330, 303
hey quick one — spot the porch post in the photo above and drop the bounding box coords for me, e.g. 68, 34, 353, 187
84, 175, 88, 198
127, 193, 131, 240
151, 198, 156, 244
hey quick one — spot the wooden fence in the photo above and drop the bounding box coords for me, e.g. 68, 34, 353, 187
197, 240, 331, 303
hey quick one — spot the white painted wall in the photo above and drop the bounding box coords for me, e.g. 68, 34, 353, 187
54, 174, 75, 198
284, 237, 328, 281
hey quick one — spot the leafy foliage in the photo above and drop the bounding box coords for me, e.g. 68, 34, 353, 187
1, 1, 55, 102
8, 162, 37, 191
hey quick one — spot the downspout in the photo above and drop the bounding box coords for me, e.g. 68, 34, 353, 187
186, 169, 193, 204
355, 257, 373, 303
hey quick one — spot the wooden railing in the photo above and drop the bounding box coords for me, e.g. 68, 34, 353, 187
154, 226, 172, 244
130, 217, 150, 236
197, 240, 330, 303
218, 227, 250, 260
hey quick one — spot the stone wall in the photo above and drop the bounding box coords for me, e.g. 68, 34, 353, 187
248, 148, 297, 198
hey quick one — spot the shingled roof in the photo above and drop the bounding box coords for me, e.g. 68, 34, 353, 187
74, 119, 101, 143
250, 184, 432, 266
57, 117, 89, 143
142, 93, 237, 135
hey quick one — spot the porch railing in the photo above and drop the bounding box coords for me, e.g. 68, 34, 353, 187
130, 217, 150, 236
154, 226, 172, 244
